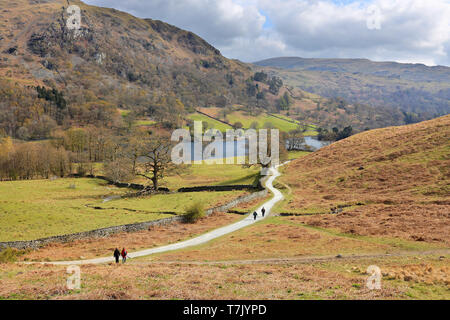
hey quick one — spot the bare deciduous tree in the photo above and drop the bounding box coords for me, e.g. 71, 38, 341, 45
287, 127, 305, 151
135, 133, 175, 190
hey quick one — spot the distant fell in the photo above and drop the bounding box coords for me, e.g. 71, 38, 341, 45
254, 57, 450, 117
254, 57, 450, 82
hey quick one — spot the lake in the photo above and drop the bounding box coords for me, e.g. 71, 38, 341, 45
178, 137, 331, 161
304, 136, 331, 151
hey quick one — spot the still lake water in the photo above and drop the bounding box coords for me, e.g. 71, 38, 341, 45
304, 136, 331, 150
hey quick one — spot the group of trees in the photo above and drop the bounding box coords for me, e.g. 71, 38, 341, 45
36, 86, 67, 124
102, 130, 181, 190
242, 72, 286, 112
252, 72, 284, 95
0, 125, 178, 191
0, 76, 186, 188
317, 126, 354, 141
0, 76, 190, 144
277, 92, 293, 111
0, 137, 70, 181
0, 125, 124, 181
268, 77, 283, 95
403, 111, 422, 124
0, 80, 127, 141
285, 128, 306, 151
0, 81, 57, 140
253, 72, 268, 83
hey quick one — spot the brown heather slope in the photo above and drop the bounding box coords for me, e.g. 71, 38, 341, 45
280, 115, 450, 244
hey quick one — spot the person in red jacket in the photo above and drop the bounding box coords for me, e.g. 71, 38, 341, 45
121, 248, 128, 264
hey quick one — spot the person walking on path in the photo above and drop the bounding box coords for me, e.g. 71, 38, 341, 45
121, 248, 128, 264
262, 207, 266, 217
113, 248, 120, 264
253, 211, 258, 221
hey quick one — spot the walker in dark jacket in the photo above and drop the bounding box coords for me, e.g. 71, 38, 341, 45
253, 211, 258, 220
113, 248, 120, 264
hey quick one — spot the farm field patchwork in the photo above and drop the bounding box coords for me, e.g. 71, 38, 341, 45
196, 107, 318, 135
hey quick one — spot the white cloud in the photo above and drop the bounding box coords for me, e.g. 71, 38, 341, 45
84, 0, 265, 46
84, 0, 450, 66
258, 0, 450, 65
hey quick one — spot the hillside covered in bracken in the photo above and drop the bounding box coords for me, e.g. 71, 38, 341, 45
282, 115, 450, 244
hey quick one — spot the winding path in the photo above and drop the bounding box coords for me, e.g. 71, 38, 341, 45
38, 164, 287, 266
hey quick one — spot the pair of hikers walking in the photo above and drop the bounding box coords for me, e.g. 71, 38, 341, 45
114, 208, 268, 261
253, 207, 266, 220
113, 248, 128, 264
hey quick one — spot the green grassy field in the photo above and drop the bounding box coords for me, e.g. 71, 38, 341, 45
89, 158, 260, 190
271, 114, 318, 135
226, 111, 318, 135
134, 119, 157, 126
118, 109, 131, 117
0, 178, 247, 241
162, 163, 261, 190
97, 190, 246, 213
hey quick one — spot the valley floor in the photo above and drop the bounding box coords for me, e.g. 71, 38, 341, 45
1, 163, 448, 300
0, 117, 448, 300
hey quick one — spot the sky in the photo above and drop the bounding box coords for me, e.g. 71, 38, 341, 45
84, 0, 450, 66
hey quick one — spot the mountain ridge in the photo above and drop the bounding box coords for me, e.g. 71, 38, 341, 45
254, 56, 450, 82
253, 57, 450, 117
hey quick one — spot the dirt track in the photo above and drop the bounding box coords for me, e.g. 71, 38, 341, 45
130, 249, 450, 266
